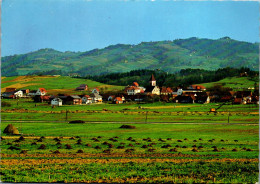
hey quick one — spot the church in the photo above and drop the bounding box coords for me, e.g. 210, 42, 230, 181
145, 74, 160, 95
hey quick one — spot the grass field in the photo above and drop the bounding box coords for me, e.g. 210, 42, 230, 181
1, 97, 259, 183
1, 122, 258, 183
1, 75, 124, 94
2, 99, 259, 124
199, 76, 258, 90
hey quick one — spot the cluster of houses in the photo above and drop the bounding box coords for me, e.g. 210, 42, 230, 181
1, 74, 259, 106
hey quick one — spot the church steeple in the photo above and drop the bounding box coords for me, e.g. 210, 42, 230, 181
149, 74, 156, 86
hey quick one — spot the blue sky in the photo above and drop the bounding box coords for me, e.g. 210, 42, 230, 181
2, 0, 259, 56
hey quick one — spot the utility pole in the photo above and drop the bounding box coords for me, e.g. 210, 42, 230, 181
66, 110, 68, 121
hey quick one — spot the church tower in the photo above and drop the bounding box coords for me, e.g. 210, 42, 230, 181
149, 74, 156, 86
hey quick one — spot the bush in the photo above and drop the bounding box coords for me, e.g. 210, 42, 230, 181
119, 125, 136, 129
69, 120, 85, 124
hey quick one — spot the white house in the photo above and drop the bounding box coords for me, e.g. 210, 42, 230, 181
14, 90, 23, 98
51, 98, 62, 106
92, 88, 100, 94
36, 88, 47, 96
90, 93, 102, 103
82, 95, 92, 104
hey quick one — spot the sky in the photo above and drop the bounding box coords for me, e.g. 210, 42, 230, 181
1, 0, 259, 57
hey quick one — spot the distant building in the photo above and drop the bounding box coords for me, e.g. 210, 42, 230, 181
92, 88, 100, 94
51, 98, 63, 106
145, 74, 160, 95
76, 84, 88, 91
124, 82, 145, 95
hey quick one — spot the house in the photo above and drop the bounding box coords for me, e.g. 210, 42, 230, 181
5, 88, 16, 92
90, 93, 103, 103
108, 95, 115, 101
21, 89, 30, 96
92, 88, 100, 94
124, 82, 145, 95
195, 95, 210, 104
28, 90, 37, 96
51, 98, 62, 106
36, 88, 47, 96
33, 95, 50, 102
160, 87, 173, 95
233, 98, 243, 104
176, 88, 203, 96
174, 95, 196, 103
114, 97, 123, 104
14, 90, 23, 98
76, 84, 88, 91
2, 90, 23, 98
188, 85, 206, 91
69, 95, 82, 105
1, 92, 15, 99
81, 95, 92, 104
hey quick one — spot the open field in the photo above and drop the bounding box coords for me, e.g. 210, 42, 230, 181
1, 98, 259, 183
1, 122, 258, 183
2, 99, 259, 124
1, 75, 124, 94
199, 76, 258, 90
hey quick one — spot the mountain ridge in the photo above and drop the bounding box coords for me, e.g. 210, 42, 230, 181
2, 37, 259, 76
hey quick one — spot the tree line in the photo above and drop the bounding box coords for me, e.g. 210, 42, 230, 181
84, 67, 258, 88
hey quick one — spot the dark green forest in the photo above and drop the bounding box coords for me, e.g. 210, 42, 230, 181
84, 67, 259, 88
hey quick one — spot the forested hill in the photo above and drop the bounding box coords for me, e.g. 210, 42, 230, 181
2, 37, 259, 76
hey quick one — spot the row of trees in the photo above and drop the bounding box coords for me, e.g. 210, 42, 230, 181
84, 67, 258, 88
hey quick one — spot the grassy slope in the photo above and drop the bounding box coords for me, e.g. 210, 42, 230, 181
2, 38, 259, 76
1, 75, 124, 94
199, 76, 258, 90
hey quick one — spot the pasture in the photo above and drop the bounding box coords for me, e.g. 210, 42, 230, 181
1, 98, 259, 183
0, 122, 258, 183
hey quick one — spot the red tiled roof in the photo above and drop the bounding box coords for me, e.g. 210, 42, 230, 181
191, 85, 206, 90
5, 88, 16, 92
133, 82, 139, 87
39, 88, 47, 93
114, 97, 123, 101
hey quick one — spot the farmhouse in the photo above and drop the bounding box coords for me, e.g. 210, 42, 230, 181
81, 95, 92, 104
90, 93, 103, 103
113, 97, 123, 104
2, 90, 23, 98
51, 98, 62, 106
124, 82, 145, 95
160, 87, 173, 95
5, 88, 16, 92
92, 88, 100, 94
36, 88, 47, 96
76, 84, 88, 91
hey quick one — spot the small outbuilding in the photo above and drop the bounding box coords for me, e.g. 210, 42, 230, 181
51, 98, 63, 106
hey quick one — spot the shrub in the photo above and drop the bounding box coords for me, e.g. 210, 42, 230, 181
120, 125, 136, 129
69, 120, 85, 124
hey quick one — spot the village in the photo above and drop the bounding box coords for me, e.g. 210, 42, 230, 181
1, 74, 259, 107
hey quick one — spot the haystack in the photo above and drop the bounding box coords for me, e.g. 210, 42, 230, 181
3, 124, 19, 135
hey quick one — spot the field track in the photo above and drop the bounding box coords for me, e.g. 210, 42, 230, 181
1, 120, 259, 125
